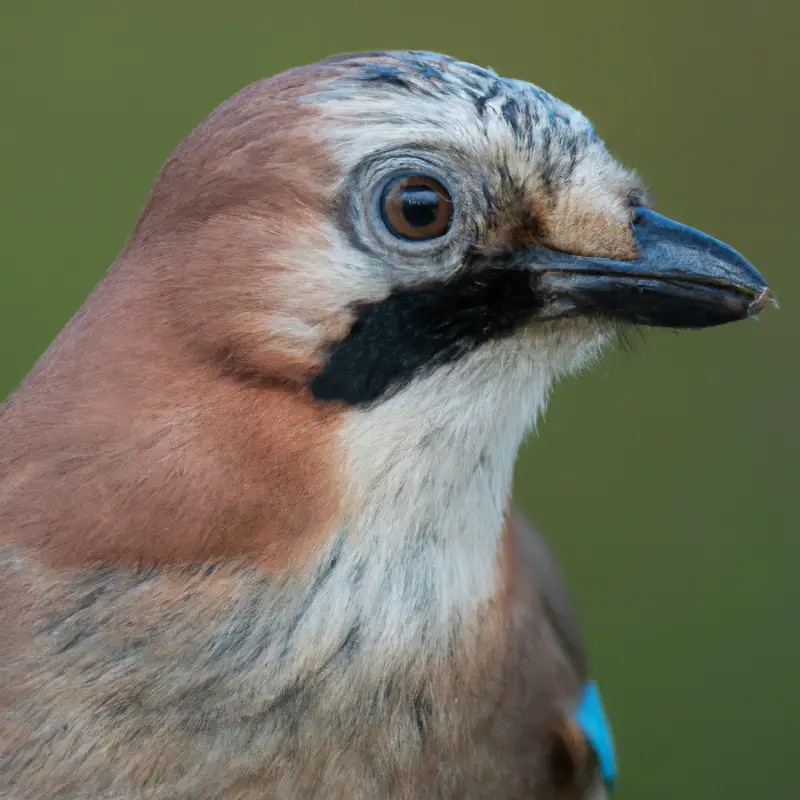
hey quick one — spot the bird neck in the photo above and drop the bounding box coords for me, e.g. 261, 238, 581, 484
322, 347, 553, 651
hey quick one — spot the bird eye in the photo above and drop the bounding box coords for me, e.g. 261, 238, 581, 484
379, 172, 453, 241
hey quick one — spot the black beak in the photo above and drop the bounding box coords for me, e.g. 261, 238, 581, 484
523, 206, 773, 328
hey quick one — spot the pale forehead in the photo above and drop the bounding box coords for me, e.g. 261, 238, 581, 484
308, 51, 606, 187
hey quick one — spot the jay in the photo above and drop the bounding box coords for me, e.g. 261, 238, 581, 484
0, 51, 771, 799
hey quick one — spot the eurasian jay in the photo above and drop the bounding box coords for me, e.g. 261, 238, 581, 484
0, 51, 771, 799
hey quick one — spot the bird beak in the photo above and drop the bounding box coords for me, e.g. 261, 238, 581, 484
522, 206, 774, 328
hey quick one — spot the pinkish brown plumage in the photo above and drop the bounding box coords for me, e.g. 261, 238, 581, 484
0, 51, 769, 798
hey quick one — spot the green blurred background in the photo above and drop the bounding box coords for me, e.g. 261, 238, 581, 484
1, 1, 797, 797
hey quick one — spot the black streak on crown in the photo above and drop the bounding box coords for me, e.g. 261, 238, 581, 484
310, 269, 544, 406
359, 65, 416, 90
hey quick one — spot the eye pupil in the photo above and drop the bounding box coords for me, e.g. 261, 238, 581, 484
379, 173, 453, 241
399, 187, 440, 228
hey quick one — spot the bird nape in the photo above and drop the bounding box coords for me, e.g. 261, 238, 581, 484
0, 50, 771, 799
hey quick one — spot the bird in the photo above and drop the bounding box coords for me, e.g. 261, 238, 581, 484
0, 50, 770, 799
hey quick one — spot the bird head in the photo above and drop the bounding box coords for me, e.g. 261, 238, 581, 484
132, 50, 770, 413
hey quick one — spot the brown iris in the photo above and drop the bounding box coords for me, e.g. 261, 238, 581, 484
379, 173, 453, 241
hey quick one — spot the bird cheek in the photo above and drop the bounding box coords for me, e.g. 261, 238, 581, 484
262, 309, 355, 376
318, 310, 358, 347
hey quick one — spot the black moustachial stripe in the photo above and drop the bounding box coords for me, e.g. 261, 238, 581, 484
310, 269, 544, 406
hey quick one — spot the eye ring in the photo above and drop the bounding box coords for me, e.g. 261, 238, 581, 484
378, 172, 454, 242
